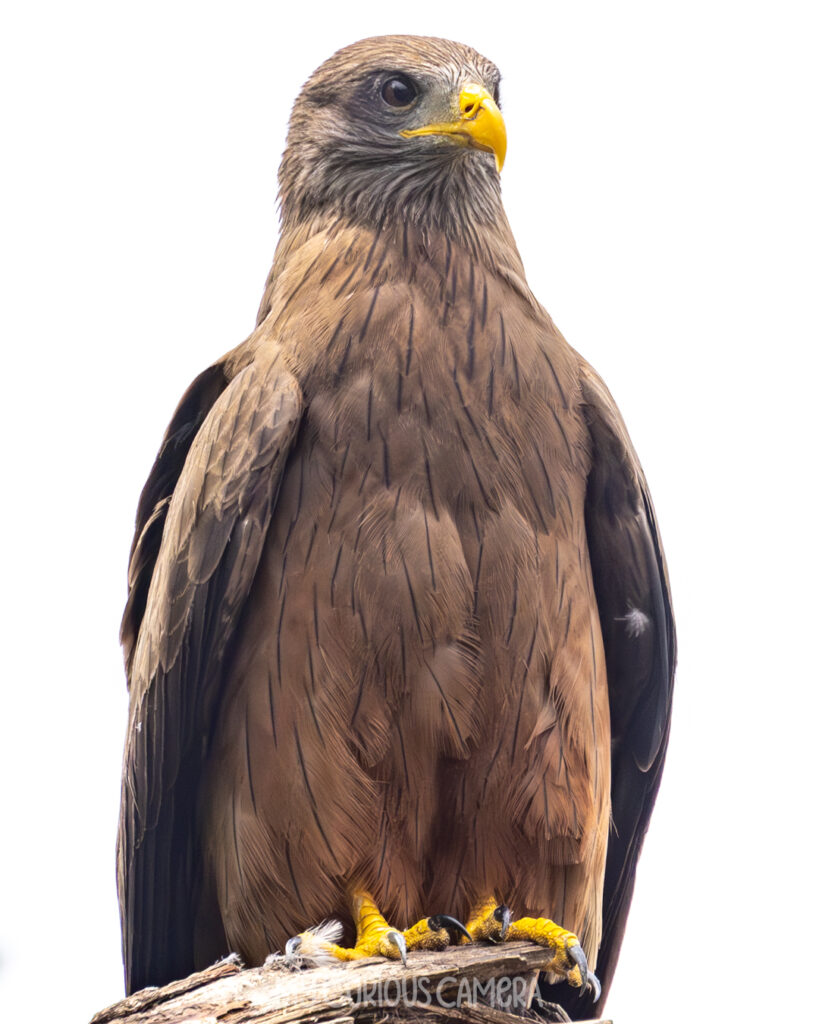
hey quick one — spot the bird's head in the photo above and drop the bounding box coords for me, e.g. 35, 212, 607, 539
279, 36, 507, 242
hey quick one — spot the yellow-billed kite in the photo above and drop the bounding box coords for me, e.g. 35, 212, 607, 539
118, 36, 675, 1020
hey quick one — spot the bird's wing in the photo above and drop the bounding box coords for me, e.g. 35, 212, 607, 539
117, 350, 303, 993
120, 362, 229, 679
562, 358, 676, 1016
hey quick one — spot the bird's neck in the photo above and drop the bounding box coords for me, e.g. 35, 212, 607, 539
273, 205, 532, 307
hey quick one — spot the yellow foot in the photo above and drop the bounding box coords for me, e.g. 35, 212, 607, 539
286, 892, 470, 966
466, 898, 600, 1002
465, 897, 512, 942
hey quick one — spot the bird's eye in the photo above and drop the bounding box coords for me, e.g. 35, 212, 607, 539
381, 76, 418, 108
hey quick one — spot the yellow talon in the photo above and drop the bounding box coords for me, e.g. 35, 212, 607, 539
465, 897, 511, 942
287, 891, 469, 965
465, 897, 600, 1000
403, 917, 449, 952
508, 915, 578, 952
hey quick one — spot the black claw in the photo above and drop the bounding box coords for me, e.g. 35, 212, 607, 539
285, 935, 302, 957
492, 904, 511, 941
567, 942, 589, 986
428, 914, 472, 942
567, 943, 600, 999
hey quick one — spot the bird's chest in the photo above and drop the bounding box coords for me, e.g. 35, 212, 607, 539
301, 286, 586, 526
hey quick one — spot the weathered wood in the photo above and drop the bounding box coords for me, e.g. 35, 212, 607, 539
89, 943, 611, 1024
90, 956, 244, 1024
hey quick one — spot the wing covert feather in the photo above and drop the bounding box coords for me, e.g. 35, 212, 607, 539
121, 363, 229, 678
117, 352, 303, 993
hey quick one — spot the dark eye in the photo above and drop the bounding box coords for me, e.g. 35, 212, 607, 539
381, 76, 418, 108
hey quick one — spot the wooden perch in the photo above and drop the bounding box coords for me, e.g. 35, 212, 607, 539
90, 942, 612, 1024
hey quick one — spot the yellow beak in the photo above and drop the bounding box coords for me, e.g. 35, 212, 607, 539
400, 83, 507, 172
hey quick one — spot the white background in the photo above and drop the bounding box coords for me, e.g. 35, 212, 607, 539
1, 2, 817, 1021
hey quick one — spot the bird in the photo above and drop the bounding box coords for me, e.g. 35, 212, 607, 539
117, 34, 675, 1021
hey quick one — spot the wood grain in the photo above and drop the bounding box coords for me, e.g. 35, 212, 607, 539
90, 943, 612, 1024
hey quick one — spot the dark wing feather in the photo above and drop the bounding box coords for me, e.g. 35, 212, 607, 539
559, 361, 676, 1019
117, 352, 303, 993
121, 362, 229, 678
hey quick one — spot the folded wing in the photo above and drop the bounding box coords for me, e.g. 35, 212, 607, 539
559, 360, 676, 1018
117, 352, 303, 993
